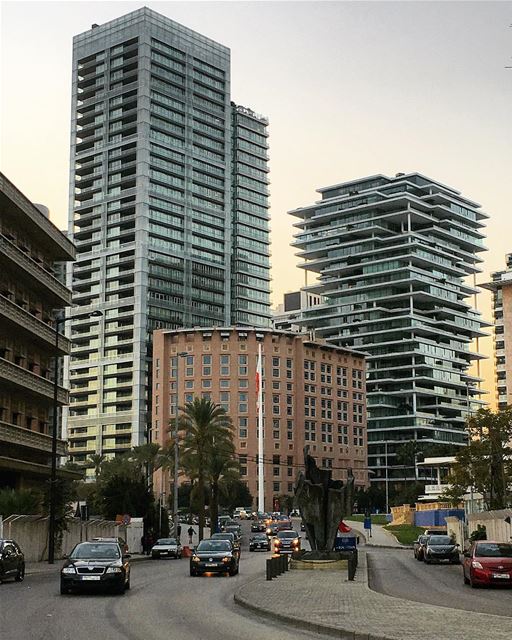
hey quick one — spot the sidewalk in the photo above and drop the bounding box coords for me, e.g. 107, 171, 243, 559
344, 520, 406, 549
234, 551, 512, 640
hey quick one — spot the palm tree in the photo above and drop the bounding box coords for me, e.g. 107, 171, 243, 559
208, 444, 240, 534
86, 454, 106, 479
131, 443, 163, 489
179, 398, 234, 540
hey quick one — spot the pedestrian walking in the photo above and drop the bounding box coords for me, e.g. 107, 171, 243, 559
177, 524, 182, 541
187, 526, 195, 545
146, 531, 154, 555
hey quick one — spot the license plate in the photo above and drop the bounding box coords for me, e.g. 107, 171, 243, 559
160, 551, 168, 555
492, 573, 510, 579
82, 575, 101, 581
206, 563, 217, 567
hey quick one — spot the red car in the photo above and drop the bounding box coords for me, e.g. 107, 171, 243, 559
463, 541, 512, 588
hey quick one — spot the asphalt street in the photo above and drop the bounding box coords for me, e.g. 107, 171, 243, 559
367, 547, 512, 618
0, 520, 323, 640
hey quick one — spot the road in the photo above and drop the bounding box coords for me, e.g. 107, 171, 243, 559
0, 520, 323, 640
367, 547, 512, 618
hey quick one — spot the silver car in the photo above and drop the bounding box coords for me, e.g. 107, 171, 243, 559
151, 537, 182, 559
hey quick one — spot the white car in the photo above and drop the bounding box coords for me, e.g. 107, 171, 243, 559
151, 537, 182, 559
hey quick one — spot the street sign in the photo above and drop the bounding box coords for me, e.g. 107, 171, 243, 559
363, 516, 372, 530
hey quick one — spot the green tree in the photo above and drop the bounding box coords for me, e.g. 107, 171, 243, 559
178, 398, 234, 540
86, 453, 105, 479
219, 479, 254, 513
95, 455, 154, 520
208, 444, 239, 532
442, 408, 512, 510
0, 488, 42, 516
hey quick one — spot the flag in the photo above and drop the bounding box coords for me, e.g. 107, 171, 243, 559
338, 520, 352, 533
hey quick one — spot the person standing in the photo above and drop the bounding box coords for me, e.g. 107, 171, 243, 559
177, 524, 182, 542
187, 526, 195, 545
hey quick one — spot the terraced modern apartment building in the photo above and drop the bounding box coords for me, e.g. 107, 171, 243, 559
64, 8, 270, 475
482, 254, 512, 410
0, 173, 75, 489
290, 173, 488, 486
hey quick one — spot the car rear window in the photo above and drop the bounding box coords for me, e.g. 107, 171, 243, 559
156, 538, 176, 545
475, 543, 512, 558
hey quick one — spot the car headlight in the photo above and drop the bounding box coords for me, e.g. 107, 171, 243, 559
472, 561, 483, 569
292, 539, 300, 546
106, 566, 123, 573
192, 555, 200, 562
267, 528, 272, 534
61, 567, 76, 574
222, 557, 230, 563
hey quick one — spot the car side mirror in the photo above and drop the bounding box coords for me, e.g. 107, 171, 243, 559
123, 554, 131, 560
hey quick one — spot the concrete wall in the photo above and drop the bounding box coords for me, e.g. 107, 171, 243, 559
467, 509, 512, 543
2, 515, 120, 562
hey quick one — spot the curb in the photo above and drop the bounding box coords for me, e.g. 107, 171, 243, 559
233, 555, 395, 640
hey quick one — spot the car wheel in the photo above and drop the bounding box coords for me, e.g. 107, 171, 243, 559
424, 557, 431, 565
116, 583, 126, 595
190, 569, 196, 577
463, 572, 470, 585
228, 567, 236, 577
60, 583, 69, 595
15, 564, 25, 582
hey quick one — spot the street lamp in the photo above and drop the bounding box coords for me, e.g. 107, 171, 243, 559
48, 308, 103, 564
172, 351, 188, 538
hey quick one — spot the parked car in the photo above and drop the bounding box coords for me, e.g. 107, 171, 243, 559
60, 541, 130, 595
0, 539, 25, 583
249, 533, 271, 552
190, 539, 239, 576
413, 535, 429, 561
423, 535, 460, 564
273, 530, 301, 555
151, 538, 182, 559
210, 532, 240, 557
463, 541, 512, 588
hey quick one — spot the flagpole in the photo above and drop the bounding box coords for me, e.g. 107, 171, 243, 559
257, 342, 264, 513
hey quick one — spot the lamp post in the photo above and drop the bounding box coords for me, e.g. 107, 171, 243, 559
48, 309, 102, 564
384, 441, 389, 515
173, 351, 188, 538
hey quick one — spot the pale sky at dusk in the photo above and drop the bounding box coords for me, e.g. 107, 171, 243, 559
1, 0, 511, 399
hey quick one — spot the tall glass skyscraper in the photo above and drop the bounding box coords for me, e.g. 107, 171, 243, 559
64, 8, 270, 473
290, 173, 488, 487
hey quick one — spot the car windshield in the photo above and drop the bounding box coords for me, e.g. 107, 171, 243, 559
253, 533, 267, 539
278, 530, 298, 539
196, 540, 231, 552
156, 538, 176, 545
429, 536, 452, 545
475, 543, 512, 558
70, 543, 120, 559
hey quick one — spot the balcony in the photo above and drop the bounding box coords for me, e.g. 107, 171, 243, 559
0, 420, 67, 456
0, 235, 72, 305
0, 295, 70, 354
0, 358, 68, 404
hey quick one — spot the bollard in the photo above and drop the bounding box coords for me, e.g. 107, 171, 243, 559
283, 554, 289, 571
348, 552, 356, 581
266, 558, 273, 580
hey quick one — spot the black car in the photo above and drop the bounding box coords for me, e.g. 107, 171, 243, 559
273, 530, 301, 555
190, 539, 239, 576
423, 535, 460, 565
0, 539, 25, 583
251, 521, 266, 533
249, 533, 270, 552
60, 541, 131, 594
210, 532, 241, 557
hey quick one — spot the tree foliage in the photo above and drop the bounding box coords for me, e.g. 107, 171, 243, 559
0, 488, 42, 517
178, 398, 236, 540
442, 408, 512, 510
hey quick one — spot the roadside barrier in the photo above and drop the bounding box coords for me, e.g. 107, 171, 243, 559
266, 554, 289, 580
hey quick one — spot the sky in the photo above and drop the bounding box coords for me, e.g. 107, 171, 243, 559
1, 0, 511, 399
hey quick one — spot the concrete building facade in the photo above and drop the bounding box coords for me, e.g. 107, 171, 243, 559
0, 173, 75, 488
64, 8, 271, 476
152, 327, 368, 510
482, 253, 512, 409
289, 172, 488, 488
